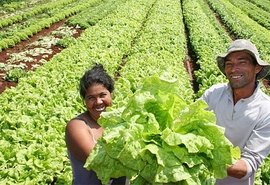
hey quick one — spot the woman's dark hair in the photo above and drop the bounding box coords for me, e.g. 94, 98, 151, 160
79, 64, 114, 99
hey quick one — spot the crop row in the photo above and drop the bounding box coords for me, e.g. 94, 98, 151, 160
246, 0, 270, 13
228, 0, 270, 30
67, 0, 127, 29
116, 0, 193, 103
206, 0, 270, 62
0, 0, 54, 15
181, 0, 229, 97
0, 0, 77, 28
0, 0, 101, 51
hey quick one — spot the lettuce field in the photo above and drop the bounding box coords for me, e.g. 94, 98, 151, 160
0, 0, 270, 184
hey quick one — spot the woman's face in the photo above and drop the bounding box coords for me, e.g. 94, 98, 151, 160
84, 83, 112, 121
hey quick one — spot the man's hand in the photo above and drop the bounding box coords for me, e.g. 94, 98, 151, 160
227, 159, 248, 179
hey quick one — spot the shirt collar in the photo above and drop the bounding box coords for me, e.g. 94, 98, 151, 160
225, 81, 261, 102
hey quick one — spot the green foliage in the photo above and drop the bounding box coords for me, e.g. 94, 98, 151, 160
260, 157, 270, 184
85, 75, 239, 185
0, 0, 101, 51
206, 0, 270, 62
182, 0, 228, 97
5, 68, 27, 82
67, 0, 127, 28
228, 0, 270, 30
1, 0, 270, 184
2, 1, 25, 12
56, 36, 77, 48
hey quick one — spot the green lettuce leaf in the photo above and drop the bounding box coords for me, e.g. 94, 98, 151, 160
84, 74, 240, 184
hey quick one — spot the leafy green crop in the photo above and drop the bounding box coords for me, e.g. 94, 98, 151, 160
85, 75, 240, 185
5, 68, 27, 82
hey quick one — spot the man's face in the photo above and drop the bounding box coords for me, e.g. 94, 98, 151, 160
224, 51, 262, 89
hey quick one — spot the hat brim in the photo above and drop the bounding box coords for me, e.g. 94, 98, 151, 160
217, 49, 270, 80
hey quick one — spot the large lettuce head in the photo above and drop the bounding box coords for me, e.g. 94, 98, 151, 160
84, 74, 240, 185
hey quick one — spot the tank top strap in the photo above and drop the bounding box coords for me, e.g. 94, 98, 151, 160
89, 129, 98, 144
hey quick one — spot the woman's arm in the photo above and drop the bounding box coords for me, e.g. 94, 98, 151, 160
65, 120, 96, 162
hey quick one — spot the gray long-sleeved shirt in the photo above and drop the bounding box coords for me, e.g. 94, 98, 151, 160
202, 83, 270, 185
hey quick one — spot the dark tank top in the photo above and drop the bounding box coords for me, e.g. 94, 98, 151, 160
68, 116, 127, 185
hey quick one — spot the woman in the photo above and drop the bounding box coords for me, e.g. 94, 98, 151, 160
65, 64, 126, 185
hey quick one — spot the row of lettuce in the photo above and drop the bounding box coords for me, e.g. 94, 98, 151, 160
246, 0, 270, 12
0, 0, 78, 28
0, 0, 270, 184
227, 0, 270, 30
181, 0, 229, 97
0, 0, 123, 31
67, 0, 128, 29
0, 0, 101, 51
0, 0, 53, 13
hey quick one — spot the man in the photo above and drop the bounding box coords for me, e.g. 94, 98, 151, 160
201, 39, 270, 185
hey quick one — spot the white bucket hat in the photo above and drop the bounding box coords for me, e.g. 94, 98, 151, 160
217, 39, 270, 80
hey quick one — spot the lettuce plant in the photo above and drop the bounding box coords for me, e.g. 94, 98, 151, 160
85, 75, 239, 185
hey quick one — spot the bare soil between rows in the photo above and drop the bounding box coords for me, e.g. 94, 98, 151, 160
0, 19, 83, 94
